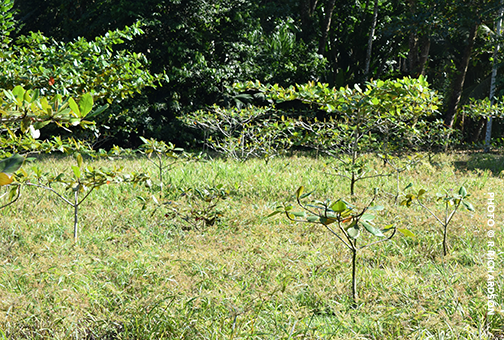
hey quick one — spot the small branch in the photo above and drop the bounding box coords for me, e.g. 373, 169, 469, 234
337, 221, 356, 251
359, 227, 397, 250
26, 182, 74, 206
323, 223, 353, 249
0, 185, 21, 210
74, 189, 79, 243
417, 199, 445, 226
76, 186, 96, 207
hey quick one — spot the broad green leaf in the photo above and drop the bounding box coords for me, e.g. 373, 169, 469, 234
288, 211, 306, 217
300, 190, 313, 199
361, 213, 375, 221
347, 224, 360, 239
306, 215, 320, 222
459, 186, 467, 198
320, 216, 337, 225
398, 228, 416, 238
85, 104, 109, 119
139, 136, 149, 145
79, 93, 94, 116
0, 173, 13, 186
75, 153, 83, 168
382, 224, 395, 231
361, 220, 384, 236
68, 97, 81, 117
266, 210, 281, 218
20, 116, 30, 133
418, 189, 427, 198
34, 120, 52, 130
71, 165, 81, 178
0, 154, 24, 174
330, 200, 346, 213
296, 186, 304, 200
12, 86, 24, 105
367, 205, 384, 211
462, 200, 475, 212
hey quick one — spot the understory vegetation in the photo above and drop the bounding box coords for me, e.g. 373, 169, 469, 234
0, 152, 503, 339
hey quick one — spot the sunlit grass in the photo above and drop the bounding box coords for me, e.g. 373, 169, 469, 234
0, 151, 503, 339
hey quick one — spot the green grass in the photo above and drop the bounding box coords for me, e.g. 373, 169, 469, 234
0, 152, 503, 339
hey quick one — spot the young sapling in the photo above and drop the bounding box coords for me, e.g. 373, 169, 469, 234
269, 186, 414, 305
401, 186, 475, 256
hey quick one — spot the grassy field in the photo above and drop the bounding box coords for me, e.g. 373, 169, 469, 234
0, 151, 503, 339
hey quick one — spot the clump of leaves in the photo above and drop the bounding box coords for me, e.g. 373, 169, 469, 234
401, 186, 475, 256
166, 185, 230, 231
269, 186, 413, 305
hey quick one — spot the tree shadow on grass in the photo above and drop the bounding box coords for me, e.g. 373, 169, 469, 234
453, 152, 504, 177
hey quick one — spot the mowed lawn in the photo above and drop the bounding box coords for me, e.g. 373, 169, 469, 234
0, 151, 503, 339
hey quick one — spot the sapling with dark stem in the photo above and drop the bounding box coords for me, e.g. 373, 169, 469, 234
24, 153, 146, 243
269, 186, 414, 305
401, 186, 475, 256
140, 137, 183, 195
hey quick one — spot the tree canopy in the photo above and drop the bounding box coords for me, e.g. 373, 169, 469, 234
4, 0, 504, 147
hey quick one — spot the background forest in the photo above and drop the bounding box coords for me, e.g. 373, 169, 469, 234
5, 0, 504, 150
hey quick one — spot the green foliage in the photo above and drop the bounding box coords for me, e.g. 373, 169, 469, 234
0, 153, 23, 184
0, 85, 106, 157
1, 86, 101, 130
246, 17, 327, 85
183, 105, 293, 161
461, 97, 504, 120
0, 154, 24, 210
0, 0, 14, 47
0, 22, 162, 104
10, 0, 331, 146
0, 3, 163, 144
231, 77, 445, 155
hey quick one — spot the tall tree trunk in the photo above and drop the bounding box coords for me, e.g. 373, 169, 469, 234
444, 23, 479, 128
406, 0, 431, 76
300, 0, 319, 43
408, 33, 418, 74
485, 2, 504, 152
407, 0, 418, 74
417, 33, 431, 75
318, 0, 337, 54
364, 0, 379, 81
